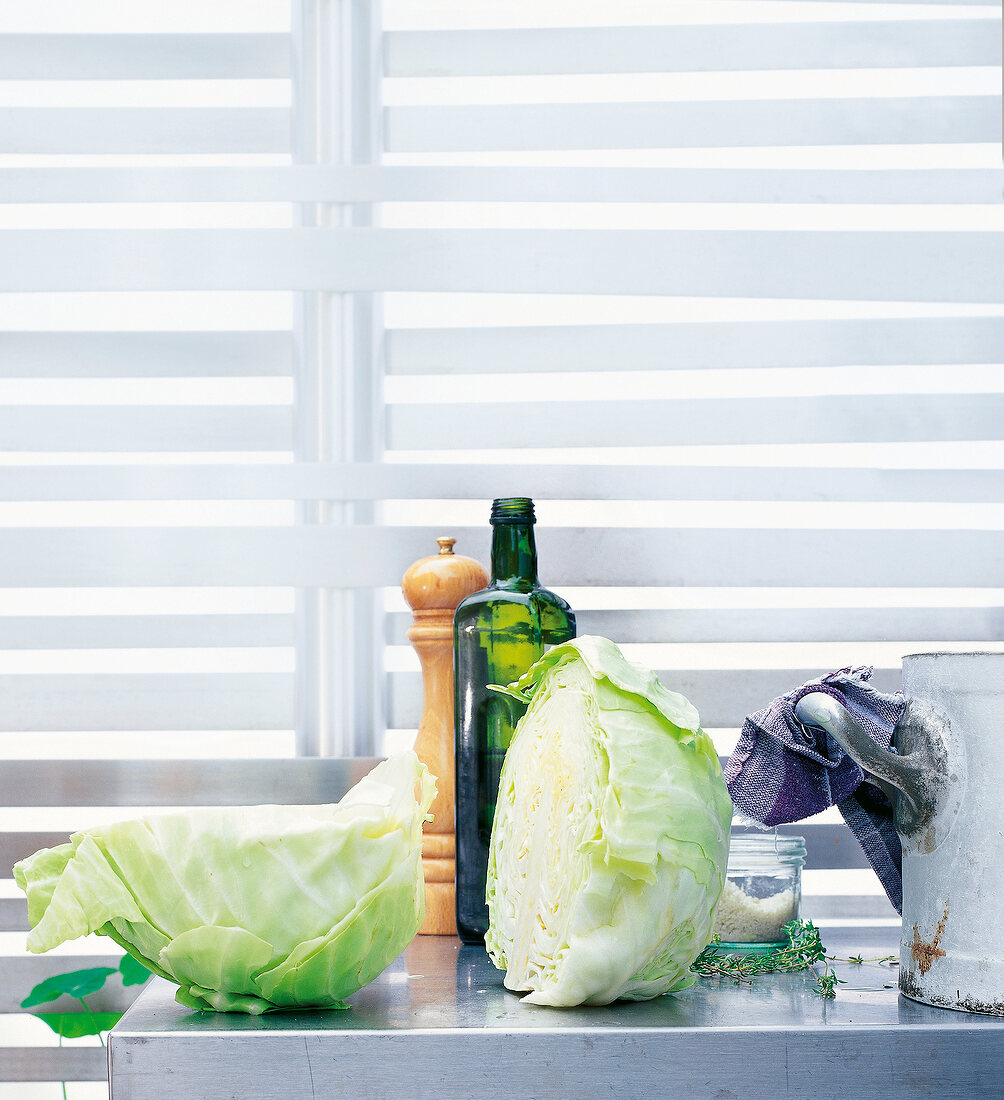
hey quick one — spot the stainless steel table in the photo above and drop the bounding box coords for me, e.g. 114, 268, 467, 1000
108, 928, 1004, 1099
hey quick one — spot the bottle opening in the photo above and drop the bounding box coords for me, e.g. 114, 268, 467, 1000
491, 497, 535, 525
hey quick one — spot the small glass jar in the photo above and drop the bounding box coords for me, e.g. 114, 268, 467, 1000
711, 832, 806, 953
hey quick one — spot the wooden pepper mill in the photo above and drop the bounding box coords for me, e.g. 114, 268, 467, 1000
401, 536, 487, 936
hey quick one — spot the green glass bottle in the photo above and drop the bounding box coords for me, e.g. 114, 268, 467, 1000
453, 497, 575, 944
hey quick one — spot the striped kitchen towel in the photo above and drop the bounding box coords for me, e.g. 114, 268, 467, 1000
724, 665, 905, 914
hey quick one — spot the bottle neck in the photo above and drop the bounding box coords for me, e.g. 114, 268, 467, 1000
490, 522, 538, 587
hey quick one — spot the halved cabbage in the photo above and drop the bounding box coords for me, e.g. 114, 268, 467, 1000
14, 752, 436, 1014
486, 636, 732, 1006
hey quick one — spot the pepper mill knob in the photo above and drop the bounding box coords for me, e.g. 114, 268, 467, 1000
402, 536, 487, 936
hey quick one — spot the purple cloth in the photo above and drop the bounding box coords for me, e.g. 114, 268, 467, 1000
724, 666, 905, 914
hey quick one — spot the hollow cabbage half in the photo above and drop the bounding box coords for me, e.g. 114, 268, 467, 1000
486, 636, 732, 1007
14, 752, 436, 1014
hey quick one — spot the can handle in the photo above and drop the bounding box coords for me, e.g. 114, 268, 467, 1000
793, 692, 941, 836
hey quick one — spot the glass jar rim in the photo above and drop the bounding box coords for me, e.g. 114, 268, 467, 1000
728, 831, 806, 867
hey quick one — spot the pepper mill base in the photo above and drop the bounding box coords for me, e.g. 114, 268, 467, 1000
419, 881, 457, 936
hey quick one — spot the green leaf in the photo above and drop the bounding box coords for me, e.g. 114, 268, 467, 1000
21, 967, 116, 1009
118, 953, 152, 987
34, 1012, 123, 1039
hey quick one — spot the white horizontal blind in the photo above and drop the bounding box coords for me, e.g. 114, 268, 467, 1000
375, 0, 1004, 951
376, 0, 1004, 751
0, 3, 303, 1093
0, 15, 297, 762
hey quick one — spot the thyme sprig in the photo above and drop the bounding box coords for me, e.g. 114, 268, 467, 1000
813, 957, 844, 999
692, 919, 844, 998
828, 953, 898, 967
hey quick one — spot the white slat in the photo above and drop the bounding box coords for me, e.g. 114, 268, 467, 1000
387, 318, 1004, 374
0, 464, 319, 501
385, 96, 999, 153
389, 394, 1004, 450
0, 615, 294, 650
0, 1043, 106, 1082
0, 673, 292, 732
0, 757, 379, 807
2, 228, 1004, 301
0, 834, 68, 874
0, 33, 289, 79
0, 406, 291, 452
0, 899, 28, 931
0, 527, 998, 588
3, 463, 1001, 504
800, 896, 898, 920
791, 0, 997, 5
793, 0, 996, 4
2, 165, 1001, 205
388, 666, 903, 731
386, 607, 1004, 646
0, 332, 291, 378
0, 108, 289, 155
774, 822, 897, 874
385, 21, 998, 77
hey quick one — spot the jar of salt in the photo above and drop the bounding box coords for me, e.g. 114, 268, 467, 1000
712, 833, 806, 952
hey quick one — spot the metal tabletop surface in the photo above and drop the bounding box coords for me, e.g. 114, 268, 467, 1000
108, 927, 1004, 1100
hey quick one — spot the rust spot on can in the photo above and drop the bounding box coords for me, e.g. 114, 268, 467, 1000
922, 825, 937, 853
911, 900, 949, 976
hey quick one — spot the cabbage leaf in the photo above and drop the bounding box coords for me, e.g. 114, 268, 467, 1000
486, 636, 732, 1006
14, 752, 436, 1014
